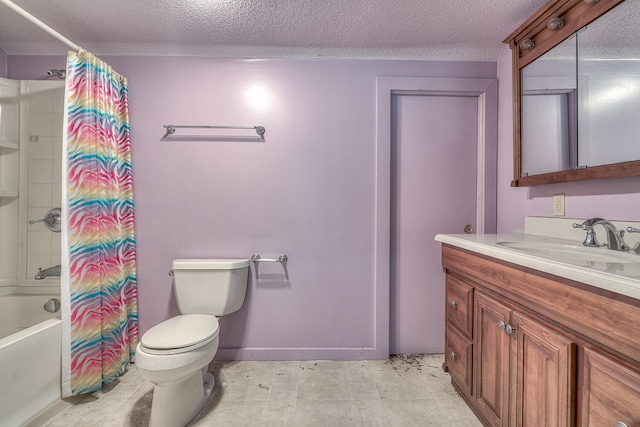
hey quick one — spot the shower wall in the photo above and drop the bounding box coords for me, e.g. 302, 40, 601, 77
0, 77, 20, 286
21, 81, 63, 281
0, 78, 62, 287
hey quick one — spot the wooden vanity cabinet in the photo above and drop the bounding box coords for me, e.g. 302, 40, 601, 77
441, 244, 640, 426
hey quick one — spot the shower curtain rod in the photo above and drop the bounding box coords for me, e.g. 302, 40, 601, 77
0, 0, 81, 53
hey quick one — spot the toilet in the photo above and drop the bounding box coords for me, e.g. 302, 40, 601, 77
135, 258, 249, 427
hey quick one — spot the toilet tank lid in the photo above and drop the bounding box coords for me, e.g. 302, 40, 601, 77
172, 259, 249, 270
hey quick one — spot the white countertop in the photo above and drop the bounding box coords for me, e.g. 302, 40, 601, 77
435, 233, 640, 301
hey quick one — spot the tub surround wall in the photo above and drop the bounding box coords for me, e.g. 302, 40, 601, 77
0, 78, 20, 285
496, 45, 640, 233
21, 82, 64, 280
0, 79, 63, 286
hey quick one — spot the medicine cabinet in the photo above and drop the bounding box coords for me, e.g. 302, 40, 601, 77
504, 0, 640, 186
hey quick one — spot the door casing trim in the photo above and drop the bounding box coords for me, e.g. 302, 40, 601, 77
374, 77, 498, 358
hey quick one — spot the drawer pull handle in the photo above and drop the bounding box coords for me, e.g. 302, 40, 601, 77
616, 422, 628, 427
499, 321, 506, 330
450, 352, 457, 360
449, 300, 457, 308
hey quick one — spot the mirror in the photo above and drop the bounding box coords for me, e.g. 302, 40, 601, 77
507, 0, 640, 186
521, 34, 577, 176
577, 1, 640, 168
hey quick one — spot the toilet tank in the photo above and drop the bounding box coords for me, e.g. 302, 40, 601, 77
172, 259, 249, 316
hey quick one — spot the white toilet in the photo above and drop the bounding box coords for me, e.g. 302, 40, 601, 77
135, 258, 249, 427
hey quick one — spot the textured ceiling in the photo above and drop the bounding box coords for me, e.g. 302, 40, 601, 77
0, 0, 547, 60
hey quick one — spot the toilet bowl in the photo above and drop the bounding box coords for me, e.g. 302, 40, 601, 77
135, 259, 249, 427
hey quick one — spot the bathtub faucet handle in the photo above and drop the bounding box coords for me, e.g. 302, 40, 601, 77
34, 265, 61, 280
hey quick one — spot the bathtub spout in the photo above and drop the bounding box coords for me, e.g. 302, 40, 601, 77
35, 265, 61, 280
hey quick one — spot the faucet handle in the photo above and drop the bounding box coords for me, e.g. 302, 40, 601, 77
627, 227, 640, 233
582, 228, 601, 247
573, 221, 600, 246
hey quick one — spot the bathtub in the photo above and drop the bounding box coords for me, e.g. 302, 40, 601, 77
0, 287, 63, 427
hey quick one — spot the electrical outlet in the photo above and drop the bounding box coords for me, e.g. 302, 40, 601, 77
553, 193, 565, 216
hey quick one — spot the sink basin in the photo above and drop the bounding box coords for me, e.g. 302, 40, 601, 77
497, 241, 640, 265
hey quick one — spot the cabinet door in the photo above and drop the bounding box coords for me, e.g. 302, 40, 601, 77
511, 311, 575, 427
580, 348, 640, 426
475, 292, 511, 427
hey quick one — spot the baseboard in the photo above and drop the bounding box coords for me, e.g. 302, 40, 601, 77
24, 395, 83, 427
215, 347, 380, 361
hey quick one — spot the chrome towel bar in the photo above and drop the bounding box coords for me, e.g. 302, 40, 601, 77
163, 124, 265, 137
251, 254, 288, 263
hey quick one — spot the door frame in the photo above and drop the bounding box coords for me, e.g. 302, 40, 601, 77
374, 77, 498, 358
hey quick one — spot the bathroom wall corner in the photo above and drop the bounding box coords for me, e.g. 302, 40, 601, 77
0, 46, 7, 78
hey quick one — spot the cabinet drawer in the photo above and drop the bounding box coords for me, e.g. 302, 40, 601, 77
446, 322, 473, 395
580, 348, 640, 426
446, 274, 473, 337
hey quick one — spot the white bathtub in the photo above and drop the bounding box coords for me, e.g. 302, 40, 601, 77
0, 287, 63, 427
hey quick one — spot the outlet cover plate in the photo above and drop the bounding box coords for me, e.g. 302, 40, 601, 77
553, 193, 565, 216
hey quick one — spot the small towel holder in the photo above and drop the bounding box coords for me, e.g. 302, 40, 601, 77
251, 254, 288, 263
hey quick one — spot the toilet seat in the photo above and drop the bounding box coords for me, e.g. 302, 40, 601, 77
140, 314, 219, 355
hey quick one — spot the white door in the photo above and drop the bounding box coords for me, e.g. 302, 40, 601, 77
390, 94, 478, 354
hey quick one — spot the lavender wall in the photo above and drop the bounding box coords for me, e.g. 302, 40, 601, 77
9, 55, 496, 360
496, 46, 640, 233
7, 56, 66, 80
0, 47, 7, 78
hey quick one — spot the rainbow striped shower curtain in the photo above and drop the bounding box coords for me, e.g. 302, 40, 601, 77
61, 50, 138, 397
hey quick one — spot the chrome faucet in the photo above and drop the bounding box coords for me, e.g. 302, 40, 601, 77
572, 218, 630, 251
35, 265, 61, 280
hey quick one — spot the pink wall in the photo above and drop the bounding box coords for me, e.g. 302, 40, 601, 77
496, 46, 640, 233
9, 55, 496, 360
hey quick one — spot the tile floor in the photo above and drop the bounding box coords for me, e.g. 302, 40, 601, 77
42, 354, 481, 426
